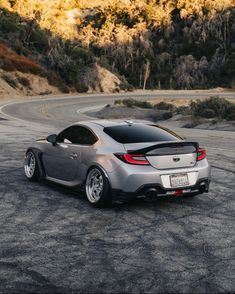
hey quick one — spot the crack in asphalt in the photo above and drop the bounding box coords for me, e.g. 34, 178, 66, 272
211, 165, 235, 174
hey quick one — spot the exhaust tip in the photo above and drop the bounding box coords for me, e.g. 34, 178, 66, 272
145, 188, 158, 202
199, 184, 206, 194
199, 181, 209, 194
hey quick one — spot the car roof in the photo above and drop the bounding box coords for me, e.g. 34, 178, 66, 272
72, 119, 151, 128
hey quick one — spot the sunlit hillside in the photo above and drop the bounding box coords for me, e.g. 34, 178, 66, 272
0, 0, 234, 95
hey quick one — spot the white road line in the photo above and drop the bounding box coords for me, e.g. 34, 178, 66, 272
0, 101, 32, 123
76, 105, 106, 115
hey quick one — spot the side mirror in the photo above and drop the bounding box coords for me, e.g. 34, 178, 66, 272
46, 134, 57, 146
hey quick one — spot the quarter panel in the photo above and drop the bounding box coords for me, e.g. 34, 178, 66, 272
79, 143, 126, 181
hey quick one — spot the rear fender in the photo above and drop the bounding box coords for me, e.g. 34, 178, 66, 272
86, 164, 109, 179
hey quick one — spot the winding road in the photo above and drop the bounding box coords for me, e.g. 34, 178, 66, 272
0, 90, 234, 293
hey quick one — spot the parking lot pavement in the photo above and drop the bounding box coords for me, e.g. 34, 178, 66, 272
0, 117, 234, 293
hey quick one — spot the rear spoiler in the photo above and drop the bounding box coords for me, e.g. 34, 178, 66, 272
128, 141, 199, 155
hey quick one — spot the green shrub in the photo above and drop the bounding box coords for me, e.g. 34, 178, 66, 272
99, 56, 113, 71
67, 45, 94, 65
154, 101, 175, 111
162, 112, 173, 120
176, 105, 190, 114
17, 76, 31, 88
139, 101, 153, 109
200, 108, 216, 118
123, 98, 136, 108
190, 96, 234, 120
75, 48, 94, 64
116, 98, 153, 108
119, 80, 134, 91
0, 15, 19, 34
45, 72, 70, 93
1, 74, 18, 88
59, 85, 70, 93
27, 28, 48, 53
75, 82, 89, 93
224, 104, 235, 121
61, 60, 79, 84
115, 98, 139, 107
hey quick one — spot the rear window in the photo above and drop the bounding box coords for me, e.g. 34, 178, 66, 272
103, 124, 181, 143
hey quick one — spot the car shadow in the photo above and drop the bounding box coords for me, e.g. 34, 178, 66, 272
21, 175, 198, 211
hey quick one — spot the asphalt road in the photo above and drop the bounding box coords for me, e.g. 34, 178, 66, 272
0, 91, 234, 293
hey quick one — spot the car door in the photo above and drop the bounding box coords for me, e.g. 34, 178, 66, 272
69, 126, 98, 183
42, 126, 80, 181
42, 125, 97, 183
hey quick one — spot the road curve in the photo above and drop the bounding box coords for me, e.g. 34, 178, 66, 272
0, 90, 234, 293
1, 90, 235, 171
1, 90, 235, 127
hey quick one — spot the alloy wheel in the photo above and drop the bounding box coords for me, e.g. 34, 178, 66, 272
24, 151, 36, 178
86, 168, 104, 203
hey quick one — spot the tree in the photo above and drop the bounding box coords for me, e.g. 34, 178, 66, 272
143, 59, 150, 90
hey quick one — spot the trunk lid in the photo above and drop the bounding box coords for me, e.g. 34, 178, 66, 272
124, 141, 198, 169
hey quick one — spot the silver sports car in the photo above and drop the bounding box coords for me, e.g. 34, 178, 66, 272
24, 120, 211, 207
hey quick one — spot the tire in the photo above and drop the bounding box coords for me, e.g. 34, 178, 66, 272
85, 166, 111, 208
24, 150, 40, 181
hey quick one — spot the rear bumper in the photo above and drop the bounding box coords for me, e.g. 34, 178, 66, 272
112, 178, 210, 203
108, 158, 211, 192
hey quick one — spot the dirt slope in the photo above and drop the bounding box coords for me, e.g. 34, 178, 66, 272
0, 41, 62, 99
0, 41, 123, 100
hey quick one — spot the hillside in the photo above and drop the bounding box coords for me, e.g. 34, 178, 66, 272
0, 40, 66, 98
0, 0, 234, 98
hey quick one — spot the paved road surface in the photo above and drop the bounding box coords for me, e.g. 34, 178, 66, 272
0, 91, 234, 293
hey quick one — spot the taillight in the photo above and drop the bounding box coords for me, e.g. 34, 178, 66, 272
197, 148, 206, 161
114, 153, 150, 165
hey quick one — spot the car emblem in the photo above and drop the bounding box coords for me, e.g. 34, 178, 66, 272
173, 157, 180, 162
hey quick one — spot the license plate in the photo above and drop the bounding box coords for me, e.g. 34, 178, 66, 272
170, 173, 189, 187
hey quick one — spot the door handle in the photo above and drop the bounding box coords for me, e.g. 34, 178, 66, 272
70, 153, 78, 159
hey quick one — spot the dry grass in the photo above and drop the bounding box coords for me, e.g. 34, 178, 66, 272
0, 41, 45, 76
148, 98, 191, 107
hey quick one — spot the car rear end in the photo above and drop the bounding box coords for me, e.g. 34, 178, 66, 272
102, 122, 211, 202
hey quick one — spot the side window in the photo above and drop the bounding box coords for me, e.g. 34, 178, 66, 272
57, 126, 97, 145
